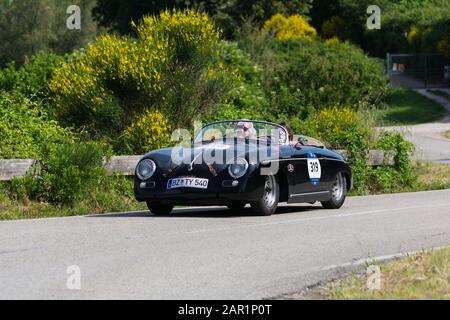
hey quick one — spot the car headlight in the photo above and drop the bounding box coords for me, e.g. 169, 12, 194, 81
228, 158, 249, 179
136, 159, 156, 180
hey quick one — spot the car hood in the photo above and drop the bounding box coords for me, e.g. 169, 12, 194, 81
143, 142, 279, 172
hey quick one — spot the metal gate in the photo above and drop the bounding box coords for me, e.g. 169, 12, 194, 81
387, 53, 450, 89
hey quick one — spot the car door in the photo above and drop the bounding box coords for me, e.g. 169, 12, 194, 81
312, 149, 341, 192
290, 145, 328, 195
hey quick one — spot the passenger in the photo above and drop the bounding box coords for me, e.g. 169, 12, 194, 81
236, 121, 257, 139
279, 121, 294, 143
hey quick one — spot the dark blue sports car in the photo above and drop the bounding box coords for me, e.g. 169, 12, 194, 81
135, 120, 352, 216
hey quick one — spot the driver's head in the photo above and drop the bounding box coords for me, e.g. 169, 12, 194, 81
236, 121, 256, 139
279, 121, 294, 141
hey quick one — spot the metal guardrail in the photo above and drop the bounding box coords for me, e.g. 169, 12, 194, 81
0, 151, 395, 182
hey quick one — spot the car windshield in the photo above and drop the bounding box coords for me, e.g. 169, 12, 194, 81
194, 120, 288, 145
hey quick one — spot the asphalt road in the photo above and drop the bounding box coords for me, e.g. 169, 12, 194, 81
1, 189, 449, 299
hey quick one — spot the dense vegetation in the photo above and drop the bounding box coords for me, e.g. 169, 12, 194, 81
92, 0, 313, 38
1, 1, 447, 219
309, 0, 450, 58
90, 0, 450, 57
0, 0, 98, 66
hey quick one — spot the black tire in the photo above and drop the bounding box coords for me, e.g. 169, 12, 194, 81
227, 202, 247, 210
250, 175, 280, 216
147, 201, 174, 216
321, 172, 347, 209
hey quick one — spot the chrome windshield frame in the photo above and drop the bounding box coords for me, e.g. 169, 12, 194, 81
194, 120, 289, 146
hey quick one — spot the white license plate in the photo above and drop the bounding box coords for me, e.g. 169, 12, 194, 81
167, 178, 209, 190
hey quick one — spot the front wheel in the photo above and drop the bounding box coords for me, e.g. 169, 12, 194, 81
321, 172, 347, 209
250, 175, 279, 216
147, 202, 174, 216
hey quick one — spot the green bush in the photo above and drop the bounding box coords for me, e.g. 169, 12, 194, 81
0, 53, 64, 102
122, 108, 172, 154
0, 92, 73, 159
0, 63, 19, 92
296, 107, 416, 194
265, 39, 388, 119
8, 142, 108, 204
1, 175, 146, 220
305, 107, 372, 192
205, 41, 268, 122
90, 175, 141, 212
370, 131, 416, 192
235, 21, 388, 121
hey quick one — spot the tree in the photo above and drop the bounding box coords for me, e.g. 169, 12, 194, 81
92, 0, 313, 37
364, 0, 450, 56
0, 0, 98, 66
92, 0, 190, 35
309, 0, 450, 57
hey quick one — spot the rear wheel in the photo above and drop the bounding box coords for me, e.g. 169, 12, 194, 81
321, 172, 347, 209
147, 201, 174, 216
250, 175, 279, 216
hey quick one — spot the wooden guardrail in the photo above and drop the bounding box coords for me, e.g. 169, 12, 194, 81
0, 151, 395, 182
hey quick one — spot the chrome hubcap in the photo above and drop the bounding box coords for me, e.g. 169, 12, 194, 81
263, 176, 276, 208
332, 172, 345, 202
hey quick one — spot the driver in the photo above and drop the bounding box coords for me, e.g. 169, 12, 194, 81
279, 121, 294, 142
235, 121, 257, 139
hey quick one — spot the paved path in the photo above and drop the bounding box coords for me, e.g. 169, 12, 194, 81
0, 190, 449, 299
414, 88, 450, 116
384, 88, 450, 164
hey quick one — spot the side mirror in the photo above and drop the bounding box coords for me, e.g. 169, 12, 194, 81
294, 137, 306, 149
297, 137, 308, 145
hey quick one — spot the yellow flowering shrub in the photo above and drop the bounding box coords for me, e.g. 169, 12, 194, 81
49, 9, 224, 152
312, 107, 363, 146
406, 26, 449, 57
125, 109, 172, 153
310, 107, 371, 192
262, 13, 317, 42
307, 106, 415, 194
134, 9, 220, 59
407, 26, 419, 46
437, 38, 450, 57
324, 37, 341, 48
49, 33, 165, 128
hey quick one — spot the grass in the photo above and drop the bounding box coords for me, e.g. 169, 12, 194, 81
414, 161, 450, 191
375, 88, 447, 125
441, 130, 450, 139
346, 161, 450, 196
0, 177, 147, 221
0, 194, 146, 221
327, 247, 450, 299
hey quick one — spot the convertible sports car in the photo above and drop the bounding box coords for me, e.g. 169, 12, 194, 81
134, 120, 352, 216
